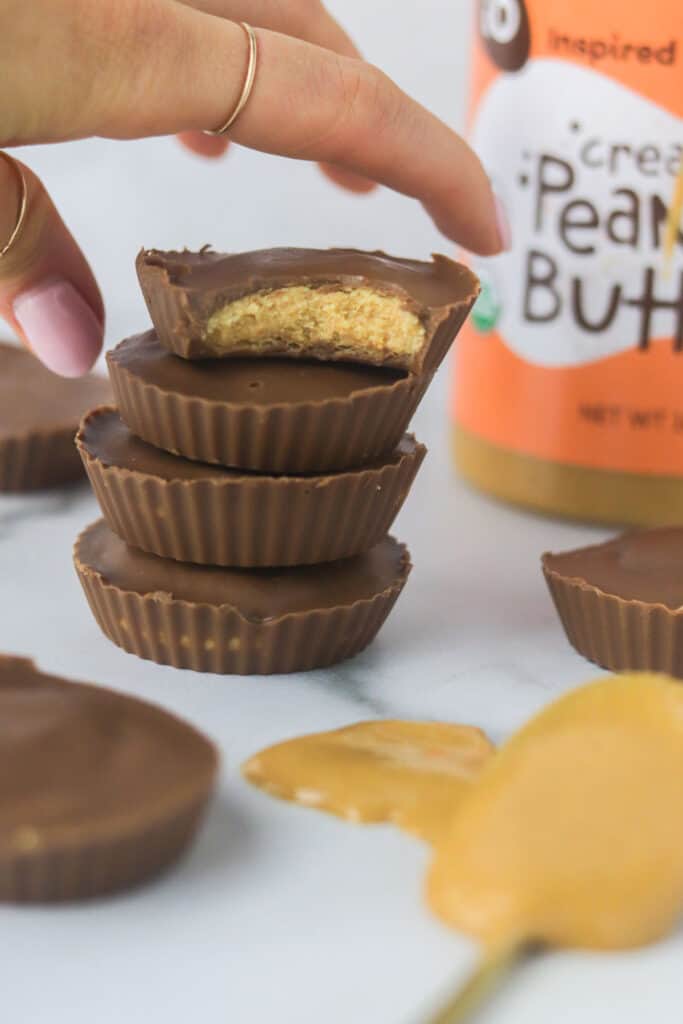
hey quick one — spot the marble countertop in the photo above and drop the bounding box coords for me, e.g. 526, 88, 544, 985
1, 368, 680, 1024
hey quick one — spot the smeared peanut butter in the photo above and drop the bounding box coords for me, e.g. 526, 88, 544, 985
427, 673, 683, 952
242, 719, 494, 844
205, 286, 425, 364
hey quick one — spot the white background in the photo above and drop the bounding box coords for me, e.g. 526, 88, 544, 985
1, 2, 680, 1022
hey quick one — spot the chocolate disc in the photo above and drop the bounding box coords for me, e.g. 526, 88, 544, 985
107, 330, 430, 473
0, 342, 111, 491
0, 654, 217, 901
136, 247, 479, 374
74, 519, 411, 674
543, 528, 683, 677
77, 406, 426, 567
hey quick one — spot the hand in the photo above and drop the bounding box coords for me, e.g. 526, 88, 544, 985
0, 0, 508, 376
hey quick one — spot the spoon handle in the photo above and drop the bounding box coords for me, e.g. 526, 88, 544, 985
425, 942, 527, 1024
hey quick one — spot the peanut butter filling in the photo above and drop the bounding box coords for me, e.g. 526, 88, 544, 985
205, 286, 426, 363
243, 720, 494, 844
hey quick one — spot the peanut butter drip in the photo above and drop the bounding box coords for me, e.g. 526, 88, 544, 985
427, 674, 683, 952
243, 720, 494, 844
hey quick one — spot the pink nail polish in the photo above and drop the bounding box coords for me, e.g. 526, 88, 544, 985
493, 192, 512, 251
13, 280, 102, 377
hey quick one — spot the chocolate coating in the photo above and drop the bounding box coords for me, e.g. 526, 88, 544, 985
77, 407, 425, 568
107, 331, 428, 474
0, 654, 217, 900
0, 341, 111, 490
78, 519, 407, 620
0, 342, 110, 437
543, 529, 683, 679
109, 330, 405, 402
80, 405, 418, 481
75, 521, 411, 674
543, 529, 683, 609
136, 247, 479, 370
138, 247, 477, 307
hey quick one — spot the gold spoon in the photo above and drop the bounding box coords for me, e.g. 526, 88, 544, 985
425, 674, 683, 1023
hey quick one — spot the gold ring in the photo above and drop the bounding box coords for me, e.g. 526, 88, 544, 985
204, 22, 258, 136
0, 152, 28, 259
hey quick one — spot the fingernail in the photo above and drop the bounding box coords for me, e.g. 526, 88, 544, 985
493, 192, 512, 251
13, 279, 102, 377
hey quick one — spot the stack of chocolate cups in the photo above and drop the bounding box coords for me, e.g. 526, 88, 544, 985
74, 248, 479, 676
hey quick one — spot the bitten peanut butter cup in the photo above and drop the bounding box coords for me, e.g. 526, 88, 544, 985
136, 247, 479, 374
543, 528, 683, 677
75, 519, 411, 675
107, 330, 430, 474
0, 342, 111, 491
77, 406, 426, 568
0, 654, 217, 902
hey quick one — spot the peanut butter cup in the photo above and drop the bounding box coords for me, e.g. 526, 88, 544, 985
0, 654, 217, 902
0, 341, 111, 491
75, 520, 411, 675
543, 528, 683, 677
107, 330, 430, 473
77, 406, 425, 568
136, 247, 479, 373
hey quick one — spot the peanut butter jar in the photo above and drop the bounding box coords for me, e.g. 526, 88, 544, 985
453, 0, 683, 525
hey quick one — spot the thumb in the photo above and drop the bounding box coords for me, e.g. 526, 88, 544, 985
0, 153, 103, 377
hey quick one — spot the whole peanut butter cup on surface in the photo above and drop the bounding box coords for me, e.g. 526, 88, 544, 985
74, 520, 411, 675
543, 527, 683, 677
107, 330, 430, 474
77, 406, 425, 568
136, 247, 479, 374
0, 654, 217, 902
0, 341, 111, 491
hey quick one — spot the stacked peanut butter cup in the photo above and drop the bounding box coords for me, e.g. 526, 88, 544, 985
74, 247, 479, 675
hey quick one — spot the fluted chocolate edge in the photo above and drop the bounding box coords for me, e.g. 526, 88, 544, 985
107, 349, 431, 474
0, 792, 212, 903
543, 560, 683, 678
77, 408, 426, 567
421, 296, 479, 377
74, 529, 412, 675
0, 428, 84, 492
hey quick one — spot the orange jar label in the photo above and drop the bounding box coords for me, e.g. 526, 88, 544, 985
454, 0, 683, 475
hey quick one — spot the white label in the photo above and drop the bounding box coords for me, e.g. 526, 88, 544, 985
471, 60, 683, 368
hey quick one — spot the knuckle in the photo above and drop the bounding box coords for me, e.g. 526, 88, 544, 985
285, 50, 348, 157
73, 0, 142, 66
324, 56, 364, 133
322, 59, 402, 160
103, 0, 170, 70
357, 64, 404, 138
88, 0, 182, 131
96, 0, 157, 49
